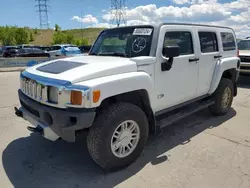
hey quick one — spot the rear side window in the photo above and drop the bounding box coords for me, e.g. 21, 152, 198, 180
221, 32, 236, 51
18, 49, 25, 53
51, 46, 61, 51
199, 32, 218, 53
163, 31, 194, 55
24, 49, 33, 53
32, 48, 43, 53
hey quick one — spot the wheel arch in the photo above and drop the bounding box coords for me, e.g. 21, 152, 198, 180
209, 57, 239, 96
97, 89, 156, 135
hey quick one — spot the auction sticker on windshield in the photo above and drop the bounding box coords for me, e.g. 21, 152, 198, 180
133, 28, 153, 36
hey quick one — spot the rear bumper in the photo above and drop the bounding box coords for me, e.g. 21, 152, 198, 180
16, 89, 96, 142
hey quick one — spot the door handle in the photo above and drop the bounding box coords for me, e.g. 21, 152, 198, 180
189, 58, 199, 62
214, 55, 222, 58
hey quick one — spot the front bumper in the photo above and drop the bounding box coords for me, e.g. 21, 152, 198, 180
240, 62, 250, 73
16, 89, 96, 142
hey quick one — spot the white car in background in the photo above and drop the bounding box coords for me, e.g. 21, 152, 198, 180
47, 44, 82, 57
238, 38, 250, 73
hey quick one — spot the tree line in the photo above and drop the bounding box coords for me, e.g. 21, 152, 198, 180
0, 26, 33, 45
53, 24, 89, 46
0, 24, 89, 46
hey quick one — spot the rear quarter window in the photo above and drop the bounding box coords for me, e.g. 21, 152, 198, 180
220, 32, 236, 51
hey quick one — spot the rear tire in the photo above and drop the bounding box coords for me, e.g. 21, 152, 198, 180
209, 78, 234, 116
87, 102, 149, 172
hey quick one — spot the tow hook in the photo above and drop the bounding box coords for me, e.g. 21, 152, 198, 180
27, 126, 43, 133
14, 107, 23, 117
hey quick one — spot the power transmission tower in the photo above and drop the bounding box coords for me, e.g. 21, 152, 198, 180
35, 0, 49, 29
110, 0, 127, 27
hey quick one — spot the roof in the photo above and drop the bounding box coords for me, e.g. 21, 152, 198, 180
103, 22, 233, 31
160, 23, 232, 30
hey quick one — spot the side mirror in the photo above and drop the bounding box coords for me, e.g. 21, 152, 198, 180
161, 46, 180, 71
162, 46, 180, 58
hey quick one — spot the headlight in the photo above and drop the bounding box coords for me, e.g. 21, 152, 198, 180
48, 86, 58, 103
65, 86, 100, 108
64, 85, 91, 108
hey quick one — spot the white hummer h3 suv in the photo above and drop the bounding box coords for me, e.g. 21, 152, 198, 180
15, 23, 240, 172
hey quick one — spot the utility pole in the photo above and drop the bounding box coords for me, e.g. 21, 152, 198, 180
110, 0, 127, 27
35, 0, 50, 29
81, 10, 83, 42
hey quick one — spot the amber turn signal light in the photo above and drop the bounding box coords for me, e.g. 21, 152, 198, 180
70, 90, 82, 105
93, 90, 101, 103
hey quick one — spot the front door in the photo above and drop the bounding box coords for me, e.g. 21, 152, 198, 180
154, 25, 199, 112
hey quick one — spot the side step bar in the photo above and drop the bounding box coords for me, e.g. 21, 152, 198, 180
156, 100, 214, 129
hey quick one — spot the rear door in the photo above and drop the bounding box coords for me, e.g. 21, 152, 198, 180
196, 30, 221, 96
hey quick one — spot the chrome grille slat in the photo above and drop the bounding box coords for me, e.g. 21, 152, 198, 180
21, 77, 46, 102
38, 84, 42, 100
20, 76, 62, 108
34, 82, 37, 98
29, 81, 33, 96
44, 86, 48, 102
25, 81, 28, 94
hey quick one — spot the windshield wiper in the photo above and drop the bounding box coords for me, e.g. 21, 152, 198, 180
98, 52, 128, 57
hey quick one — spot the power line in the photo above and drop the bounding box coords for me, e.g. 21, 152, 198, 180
35, 0, 50, 29
110, 0, 127, 27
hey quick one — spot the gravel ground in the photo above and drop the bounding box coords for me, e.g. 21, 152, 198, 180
0, 72, 250, 188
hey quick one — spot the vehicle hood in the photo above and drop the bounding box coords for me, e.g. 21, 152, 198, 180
25, 55, 138, 83
239, 50, 250, 56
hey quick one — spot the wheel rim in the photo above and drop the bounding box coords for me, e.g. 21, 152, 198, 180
111, 120, 140, 158
222, 87, 232, 108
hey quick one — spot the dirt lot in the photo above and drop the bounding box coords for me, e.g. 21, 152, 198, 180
0, 72, 250, 188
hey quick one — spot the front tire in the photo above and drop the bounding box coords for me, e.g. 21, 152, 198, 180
87, 102, 149, 172
209, 78, 234, 116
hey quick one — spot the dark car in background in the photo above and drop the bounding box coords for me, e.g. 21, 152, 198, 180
2, 46, 20, 57
79, 45, 92, 53
4, 48, 50, 58
14, 48, 50, 58
17, 44, 51, 52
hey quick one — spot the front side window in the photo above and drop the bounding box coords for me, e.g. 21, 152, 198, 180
163, 31, 194, 55
89, 26, 154, 58
221, 32, 236, 51
199, 32, 218, 53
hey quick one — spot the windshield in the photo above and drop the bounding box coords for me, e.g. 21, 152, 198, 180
238, 40, 250, 50
89, 26, 154, 58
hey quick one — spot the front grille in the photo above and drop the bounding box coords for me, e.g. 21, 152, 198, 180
20, 76, 48, 102
240, 56, 250, 62
20, 100, 40, 117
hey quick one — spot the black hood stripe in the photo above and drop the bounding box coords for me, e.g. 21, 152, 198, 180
36, 60, 85, 74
